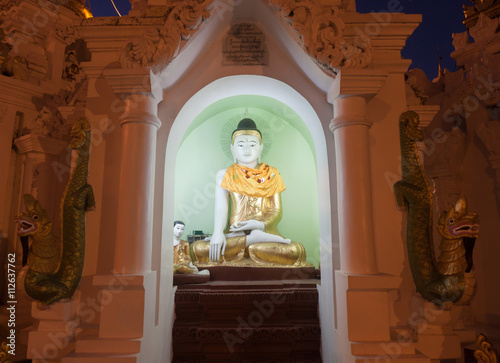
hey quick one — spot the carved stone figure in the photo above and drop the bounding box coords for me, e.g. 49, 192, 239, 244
16, 118, 95, 305
394, 111, 479, 305
63, 51, 80, 81
191, 118, 309, 267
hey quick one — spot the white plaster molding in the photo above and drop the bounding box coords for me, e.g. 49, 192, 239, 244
103, 68, 162, 101
327, 68, 388, 102
13, 134, 67, 156
329, 114, 372, 131
410, 105, 440, 129
0, 76, 44, 109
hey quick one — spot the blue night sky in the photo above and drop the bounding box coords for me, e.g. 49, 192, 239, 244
87, 0, 467, 80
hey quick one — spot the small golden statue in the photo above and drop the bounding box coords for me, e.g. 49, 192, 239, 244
173, 221, 209, 275
191, 118, 309, 267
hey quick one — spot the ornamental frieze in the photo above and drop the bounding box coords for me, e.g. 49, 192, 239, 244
0, 0, 21, 16
267, 0, 373, 72
119, 0, 216, 70
119, 0, 372, 73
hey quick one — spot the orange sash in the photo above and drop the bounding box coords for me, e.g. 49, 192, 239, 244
221, 163, 286, 198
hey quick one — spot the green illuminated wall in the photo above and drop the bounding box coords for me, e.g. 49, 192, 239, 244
174, 96, 320, 266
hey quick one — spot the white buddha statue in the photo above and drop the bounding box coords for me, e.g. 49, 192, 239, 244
191, 118, 309, 267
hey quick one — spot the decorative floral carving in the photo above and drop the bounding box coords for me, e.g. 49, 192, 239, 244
0, 0, 21, 16
55, 24, 82, 45
120, 0, 216, 70
474, 333, 498, 363
267, 0, 373, 72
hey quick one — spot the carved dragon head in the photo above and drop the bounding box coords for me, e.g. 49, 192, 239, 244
69, 117, 91, 150
16, 194, 52, 237
400, 111, 424, 142
437, 197, 479, 239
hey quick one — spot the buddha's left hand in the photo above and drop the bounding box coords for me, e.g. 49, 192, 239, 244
229, 219, 265, 232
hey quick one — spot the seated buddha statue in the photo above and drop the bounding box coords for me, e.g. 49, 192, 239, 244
191, 118, 309, 267
173, 220, 210, 275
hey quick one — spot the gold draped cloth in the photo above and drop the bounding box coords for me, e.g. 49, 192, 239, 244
221, 163, 286, 198
192, 164, 309, 267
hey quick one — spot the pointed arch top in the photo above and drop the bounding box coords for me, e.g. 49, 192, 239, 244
119, 0, 372, 75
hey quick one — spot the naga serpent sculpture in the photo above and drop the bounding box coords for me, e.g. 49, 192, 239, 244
16, 117, 95, 305
394, 111, 479, 304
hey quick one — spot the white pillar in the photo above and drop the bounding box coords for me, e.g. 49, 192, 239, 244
80, 69, 162, 360
329, 96, 377, 275
113, 94, 161, 274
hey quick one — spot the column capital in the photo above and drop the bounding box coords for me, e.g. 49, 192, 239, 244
103, 68, 162, 101
329, 115, 373, 131
327, 69, 388, 104
119, 111, 161, 128
329, 96, 373, 132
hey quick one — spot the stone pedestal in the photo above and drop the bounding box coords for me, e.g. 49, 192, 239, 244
413, 302, 464, 360
173, 277, 321, 362
334, 271, 417, 361
27, 292, 81, 362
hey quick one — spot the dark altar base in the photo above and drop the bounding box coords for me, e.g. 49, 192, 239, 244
172, 266, 322, 363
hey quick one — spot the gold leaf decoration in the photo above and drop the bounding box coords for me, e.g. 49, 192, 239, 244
475, 334, 498, 363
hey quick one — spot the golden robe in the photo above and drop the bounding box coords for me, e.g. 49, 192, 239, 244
192, 190, 309, 267
174, 240, 195, 274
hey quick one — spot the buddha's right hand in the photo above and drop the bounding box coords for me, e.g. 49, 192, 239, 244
209, 232, 226, 262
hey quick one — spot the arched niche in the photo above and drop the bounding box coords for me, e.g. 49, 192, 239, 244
163, 75, 332, 268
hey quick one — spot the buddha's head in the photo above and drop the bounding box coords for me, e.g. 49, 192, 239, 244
230, 118, 264, 166
173, 220, 185, 238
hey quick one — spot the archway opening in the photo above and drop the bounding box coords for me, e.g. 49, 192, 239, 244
163, 75, 331, 269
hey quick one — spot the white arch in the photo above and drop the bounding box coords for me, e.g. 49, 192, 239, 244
162, 75, 332, 262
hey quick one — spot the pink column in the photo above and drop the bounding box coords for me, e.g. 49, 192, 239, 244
329, 96, 378, 275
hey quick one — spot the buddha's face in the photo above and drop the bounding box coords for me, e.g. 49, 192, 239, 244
173, 223, 184, 238
231, 134, 263, 165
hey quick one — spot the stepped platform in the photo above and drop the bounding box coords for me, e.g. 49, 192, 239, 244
172, 267, 321, 363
